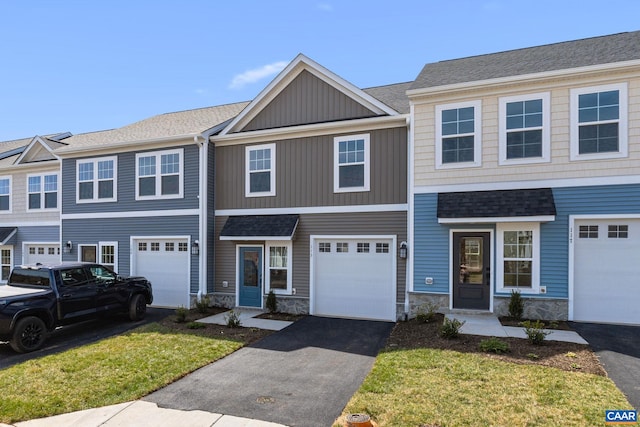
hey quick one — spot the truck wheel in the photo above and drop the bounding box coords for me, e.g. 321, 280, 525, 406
129, 294, 147, 321
10, 316, 47, 353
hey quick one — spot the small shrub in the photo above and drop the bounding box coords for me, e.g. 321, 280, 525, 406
521, 320, 550, 345
415, 302, 439, 323
570, 363, 582, 370
440, 317, 465, 339
186, 321, 206, 329
508, 290, 524, 320
548, 320, 560, 329
527, 353, 539, 360
266, 290, 277, 314
566, 351, 577, 358
479, 337, 510, 354
225, 309, 242, 328
174, 306, 188, 323
195, 295, 211, 313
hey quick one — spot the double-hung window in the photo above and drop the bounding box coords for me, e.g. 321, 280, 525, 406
77, 156, 117, 202
499, 93, 550, 165
436, 101, 481, 168
245, 143, 275, 197
136, 149, 183, 200
266, 241, 291, 294
334, 133, 370, 193
27, 173, 58, 210
570, 83, 628, 160
0, 177, 10, 212
496, 223, 540, 294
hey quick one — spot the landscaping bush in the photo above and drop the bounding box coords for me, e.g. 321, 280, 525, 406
508, 290, 524, 320
521, 320, 550, 345
186, 321, 206, 329
415, 302, 438, 323
225, 309, 242, 328
195, 295, 211, 314
266, 290, 277, 314
174, 306, 188, 323
479, 337, 510, 354
440, 317, 465, 339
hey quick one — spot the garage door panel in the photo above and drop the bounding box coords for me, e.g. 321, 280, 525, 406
313, 238, 395, 321
135, 239, 189, 308
25, 244, 60, 265
574, 219, 640, 324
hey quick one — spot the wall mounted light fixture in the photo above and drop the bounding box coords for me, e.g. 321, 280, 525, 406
63, 240, 73, 254
399, 241, 408, 259
191, 240, 200, 256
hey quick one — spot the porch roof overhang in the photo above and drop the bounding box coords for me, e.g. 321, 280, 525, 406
437, 188, 556, 224
219, 214, 299, 241
0, 227, 18, 245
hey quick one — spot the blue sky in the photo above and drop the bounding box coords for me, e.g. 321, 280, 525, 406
1, 0, 639, 142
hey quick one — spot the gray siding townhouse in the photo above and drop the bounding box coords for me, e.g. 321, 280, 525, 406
211, 55, 410, 321
408, 31, 640, 325
55, 103, 247, 308
0, 133, 71, 282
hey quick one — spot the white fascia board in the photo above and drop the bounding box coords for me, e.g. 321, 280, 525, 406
55, 133, 201, 157
0, 160, 60, 173
15, 136, 60, 164
220, 54, 397, 136
215, 203, 408, 217
414, 174, 640, 194
407, 59, 640, 99
61, 209, 199, 220
219, 235, 294, 241
212, 114, 408, 147
438, 215, 555, 224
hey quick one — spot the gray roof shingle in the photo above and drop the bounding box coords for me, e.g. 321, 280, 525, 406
437, 188, 556, 219
220, 215, 300, 239
363, 82, 412, 114
411, 31, 640, 90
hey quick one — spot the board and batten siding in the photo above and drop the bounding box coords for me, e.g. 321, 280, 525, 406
62, 216, 200, 293
215, 127, 407, 209
214, 211, 407, 302
412, 72, 640, 188
62, 144, 200, 215
241, 70, 377, 132
14, 225, 60, 265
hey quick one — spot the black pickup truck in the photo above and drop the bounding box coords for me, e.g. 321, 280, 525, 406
0, 263, 153, 353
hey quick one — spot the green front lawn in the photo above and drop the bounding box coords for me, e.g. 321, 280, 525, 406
0, 323, 244, 424
337, 348, 632, 427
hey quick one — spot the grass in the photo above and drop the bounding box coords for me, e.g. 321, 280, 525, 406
0, 323, 244, 423
337, 348, 632, 427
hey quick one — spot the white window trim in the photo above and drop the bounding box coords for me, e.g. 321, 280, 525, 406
245, 143, 276, 197
333, 133, 371, 193
0, 245, 13, 284
76, 156, 118, 203
435, 100, 482, 169
498, 92, 550, 165
26, 172, 60, 212
570, 82, 628, 161
265, 240, 292, 295
496, 222, 540, 295
99, 241, 118, 272
135, 148, 184, 201
0, 175, 12, 214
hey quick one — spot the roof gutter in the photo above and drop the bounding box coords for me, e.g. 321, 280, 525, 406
56, 133, 202, 157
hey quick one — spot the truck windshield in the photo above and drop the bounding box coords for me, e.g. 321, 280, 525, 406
9, 269, 51, 288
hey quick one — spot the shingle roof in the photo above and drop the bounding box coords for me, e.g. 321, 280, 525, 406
437, 188, 556, 219
220, 215, 300, 239
363, 82, 412, 114
411, 31, 640, 91
58, 101, 250, 151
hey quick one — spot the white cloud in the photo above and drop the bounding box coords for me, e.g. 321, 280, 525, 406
229, 61, 288, 89
316, 3, 333, 11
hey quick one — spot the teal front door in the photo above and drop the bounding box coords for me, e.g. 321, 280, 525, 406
239, 246, 262, 307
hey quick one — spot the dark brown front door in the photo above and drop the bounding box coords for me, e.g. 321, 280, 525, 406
453, 232, 490, 310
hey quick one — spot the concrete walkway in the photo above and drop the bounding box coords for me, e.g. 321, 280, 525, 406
445, 313, 588, 344
197, 308, 293, 331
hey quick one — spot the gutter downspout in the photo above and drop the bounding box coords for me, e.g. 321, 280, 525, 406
405, 109, 414, 319
194, 134, 208, 303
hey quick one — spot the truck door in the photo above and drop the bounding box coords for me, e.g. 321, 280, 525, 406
89, 265, 126, 312
56, 267, 98, 322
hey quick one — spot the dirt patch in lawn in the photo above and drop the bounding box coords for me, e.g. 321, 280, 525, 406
388, 314, 605, 376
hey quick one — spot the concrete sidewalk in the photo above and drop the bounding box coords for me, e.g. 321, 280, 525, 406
3, 401, 287, 427
197, 308, 293, 331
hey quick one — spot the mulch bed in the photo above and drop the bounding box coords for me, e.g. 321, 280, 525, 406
388, 314, 605, 376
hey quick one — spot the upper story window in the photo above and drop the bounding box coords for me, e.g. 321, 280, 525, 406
570, 83, 628, 161
0, 177, 10, 212
136, 149, 183, 200
499, 93, 550, 165
245, 143, 275, 197
435, 101, 482, 168
27, 173, 58, 210
334, 133, 370, 193
77, 156, 117, 203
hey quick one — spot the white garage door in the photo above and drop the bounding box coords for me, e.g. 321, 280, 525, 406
24, 244, 60, 265
133, 238, 190, 308
573, 219, 640, 324
313, 238, 396, 321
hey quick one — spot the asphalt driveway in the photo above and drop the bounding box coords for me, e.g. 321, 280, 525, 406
145, 316, 394, 427
569, 322, 640, 409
